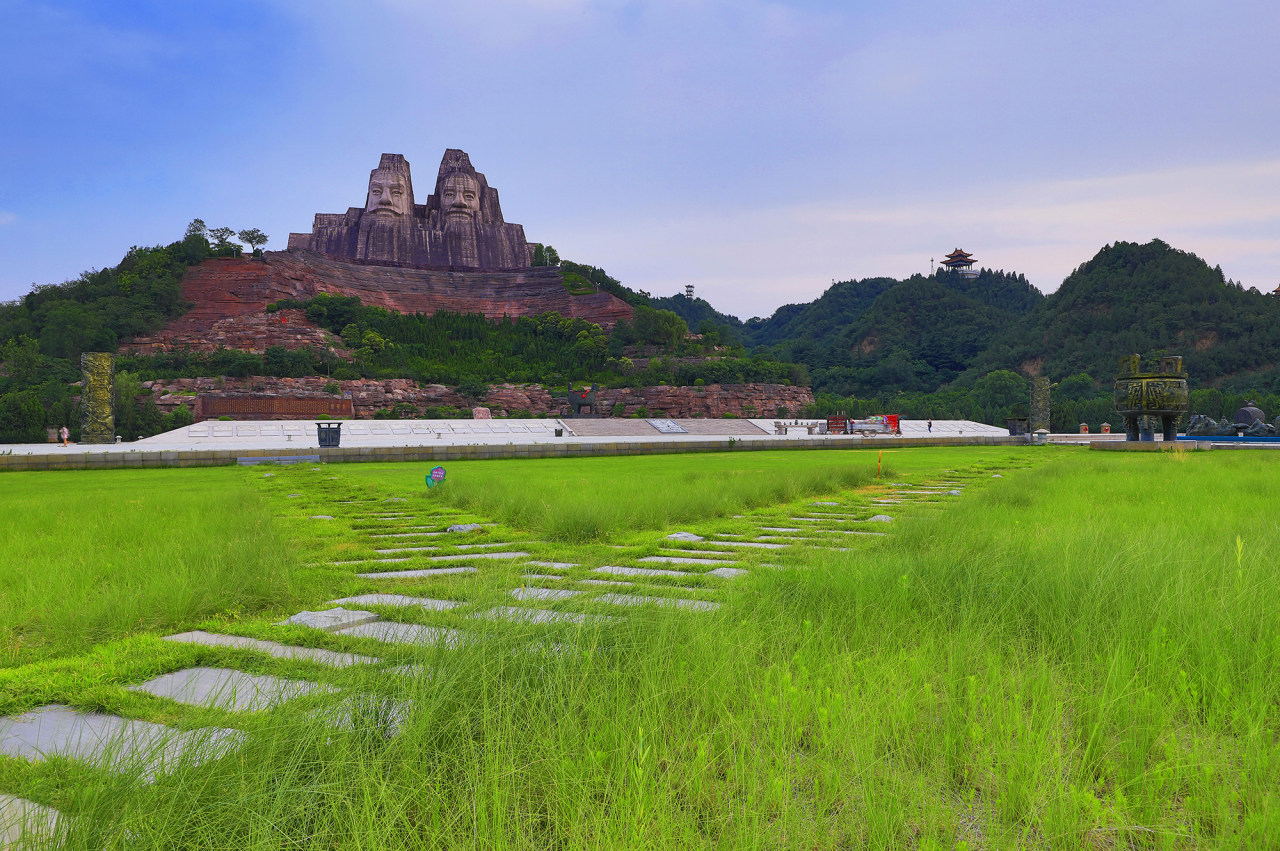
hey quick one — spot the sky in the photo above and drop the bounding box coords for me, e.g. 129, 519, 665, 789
2, 0, 1278, 320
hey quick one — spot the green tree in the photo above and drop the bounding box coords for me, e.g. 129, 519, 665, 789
0, 335, 42, 388
237, 228, 269, 254
0, 390, 47, 442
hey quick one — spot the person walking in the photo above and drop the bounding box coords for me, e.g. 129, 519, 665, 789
927, 419, 932, 433
59, 425, 69, 447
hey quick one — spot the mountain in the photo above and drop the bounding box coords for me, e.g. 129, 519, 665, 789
962, 239, 1280, 388
743, 269, 1042, 395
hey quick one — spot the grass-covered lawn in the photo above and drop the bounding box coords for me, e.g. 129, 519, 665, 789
0, 468, 307, 667
2, 446, 1279, 848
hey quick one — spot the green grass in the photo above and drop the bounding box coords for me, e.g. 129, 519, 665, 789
0, 468, 306, 666
3, 447, 1280, 848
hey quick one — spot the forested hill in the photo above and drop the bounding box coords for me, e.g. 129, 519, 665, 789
961, 240, 1280, 390
742, 269, 1042, 396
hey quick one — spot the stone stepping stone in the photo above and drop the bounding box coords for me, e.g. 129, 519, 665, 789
370, 531, 448, 538
332, 557, 411, 566
868, 515, 894, 522
811, 501, 840, 506
338, 621, 467, 648
596, 593, 719, 612
455, 541, 532, 550
476, 607, 617, 626
803, 511, 863, 517
287, 494, 302, 498
827, 530, 887, 537
310, 515, 335, 520
756, 536, 809, 542
659, 549, 733, 557
665, 532, 704, 542
759, 527, 802, 533
357, 566, 478, 579
330, 594, 461, 611
0, 705, 243, 778
281, 608, 380, 632
594, 565, 691, 578
163, 631, 378, 668
707, 540, 786, 549
447, 523, 484, 533
0, 794, 61, 848
579, 579, 633, 587
428, 552, 530, 562
130, 668, 334, 712
790, 517, 850, 523
521, 574, 564, 582
709, 568, 748, 579
512, 587, 580, 602
383, 498, 407, 503
639, 556, 736, 566
525, 561, 579, 570
372, 546, 440, 554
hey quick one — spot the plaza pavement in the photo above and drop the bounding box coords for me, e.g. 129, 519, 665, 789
1, 418, 1014, 461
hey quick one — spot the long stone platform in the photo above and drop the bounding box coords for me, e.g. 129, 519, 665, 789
0, 418, 1017, 471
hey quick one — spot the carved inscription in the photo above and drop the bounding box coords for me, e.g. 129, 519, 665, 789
79, 352, 115, 444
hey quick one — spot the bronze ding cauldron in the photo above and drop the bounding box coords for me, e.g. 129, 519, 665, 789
1113, 354, 1189, 442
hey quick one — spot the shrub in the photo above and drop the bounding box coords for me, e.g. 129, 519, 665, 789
323, 382, 341, 395
0, 391, 46, 442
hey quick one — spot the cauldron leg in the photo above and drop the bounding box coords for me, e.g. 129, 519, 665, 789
1162, 416, 1179, 442
1124, 416, 1139, 442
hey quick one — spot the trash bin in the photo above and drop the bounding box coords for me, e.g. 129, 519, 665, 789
317, 422, 342, 448
554, 428, 563, 437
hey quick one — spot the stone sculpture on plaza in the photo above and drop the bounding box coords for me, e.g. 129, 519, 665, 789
1112, 354, 1188, 442
287, 150, 536, 270
80, 352, 115, 444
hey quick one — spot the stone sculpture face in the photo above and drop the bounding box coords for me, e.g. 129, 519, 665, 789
439, 172, 480, 223
365, 169, 412, 218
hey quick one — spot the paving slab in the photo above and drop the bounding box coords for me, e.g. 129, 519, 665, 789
455, 541, 533, 550
280, 608, 380, 632
660, 548, 733, 556
522, 557, 578, 570
447, 523, 484, 533
329, 594, 461, 611
337, 621, 468, 647
707, 540, 786, 549
594, 565, 692, 578
332, 557, 411, 566
665, 532, 704, 542
162, 631, 378, 667
476, 606, 616, 626
511, 587, 581, 602
709, 568, 749, 579
790, 517, 850, 523
596, 593, 719, 612
868, 515, 894, 522
759, 527, 803, 533
811, 501, 840, 506
130, 668, 334, 712
427, 552, 530, 562
356, 566, 478, 579
0, 705, 243, 777
369, 531, 447, 538
310, 515, 335, 520
0, 794, 61, 848
521, 574, 564, 582
639, 556, 737, 566
372, 546, 440, 554
579, 578, 634, 587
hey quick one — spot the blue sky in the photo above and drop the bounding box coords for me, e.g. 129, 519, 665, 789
2, 0, 1278, 318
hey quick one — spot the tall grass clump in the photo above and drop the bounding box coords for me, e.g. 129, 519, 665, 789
0, 468, 303, 666
427, 451, 880, 540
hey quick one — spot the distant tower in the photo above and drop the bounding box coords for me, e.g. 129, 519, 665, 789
685, 284, 695, 299
940, 248, 979, 279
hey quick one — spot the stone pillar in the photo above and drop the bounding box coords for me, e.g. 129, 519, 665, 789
1030, 377, 1050, 433
80, 352, 115, 444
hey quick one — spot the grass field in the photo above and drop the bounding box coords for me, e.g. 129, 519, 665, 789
2, 446, 1279, 848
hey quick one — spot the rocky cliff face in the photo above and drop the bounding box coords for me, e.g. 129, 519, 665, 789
165, 251, 631, 340
144, 377, 813, 421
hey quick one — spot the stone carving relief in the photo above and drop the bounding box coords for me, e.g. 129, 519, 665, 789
288, 150, 536, 271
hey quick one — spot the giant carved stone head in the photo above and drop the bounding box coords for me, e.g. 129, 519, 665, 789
364, 154, 414, 218
439, 171, 480, 225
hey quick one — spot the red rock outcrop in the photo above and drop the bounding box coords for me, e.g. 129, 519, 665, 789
123, 309, 347, 355
145, 377, 813, 421
165, 250, 631, 341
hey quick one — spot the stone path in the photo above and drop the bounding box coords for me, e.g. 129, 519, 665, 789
0, 465, 980, 835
